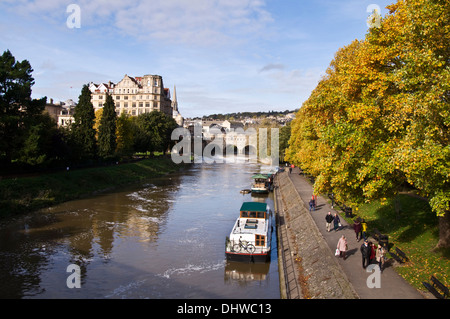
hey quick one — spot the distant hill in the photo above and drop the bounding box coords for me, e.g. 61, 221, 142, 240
201, 109, 298, 121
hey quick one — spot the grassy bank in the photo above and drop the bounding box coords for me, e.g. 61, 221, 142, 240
0, 156, 184, 218
339, 194, 449, 292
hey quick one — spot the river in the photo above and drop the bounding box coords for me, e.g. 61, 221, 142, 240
0, 159, 280, 299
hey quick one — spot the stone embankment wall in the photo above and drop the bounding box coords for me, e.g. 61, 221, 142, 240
275, 172, 358, 299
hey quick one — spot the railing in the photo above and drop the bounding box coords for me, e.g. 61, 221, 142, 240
225, 239, 268, 254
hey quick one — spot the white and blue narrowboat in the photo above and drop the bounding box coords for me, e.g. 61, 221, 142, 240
225, 202, 273, 263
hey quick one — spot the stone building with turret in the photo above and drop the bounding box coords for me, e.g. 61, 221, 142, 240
89, 74, 176, 118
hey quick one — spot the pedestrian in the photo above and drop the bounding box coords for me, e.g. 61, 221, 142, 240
353, 218, 362, 241
311, 195, 316, 211
289, 166, 292, 174
325, 212, 334, 232
336, 235, 348, 259
333, 213, 341, 231
376, 244, 387, 272
309, 199, 314, 212
360, 240, 371, 269
361, 219, 368, 240
369, 241, 376, 263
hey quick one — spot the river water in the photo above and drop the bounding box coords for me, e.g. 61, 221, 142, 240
0, 159, 280, 299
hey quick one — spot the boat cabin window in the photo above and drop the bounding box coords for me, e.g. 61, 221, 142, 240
240, 211, 266, 219
255, 235, 266, 246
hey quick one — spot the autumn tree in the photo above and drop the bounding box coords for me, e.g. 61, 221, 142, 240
115, 112, 135, 158
286, 0, 450, 248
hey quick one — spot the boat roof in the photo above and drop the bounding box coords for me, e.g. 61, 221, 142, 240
240, 202, 267, 212
251, 174, 269, 179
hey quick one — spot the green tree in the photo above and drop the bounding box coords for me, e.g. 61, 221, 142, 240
71, 85, 97, 160
0, 49, 46, 165
115, 112, 135, 157
134, 111, 178, 154
18, 113, 60, 166
97, 93, 117, 159
279, 122, 291, 163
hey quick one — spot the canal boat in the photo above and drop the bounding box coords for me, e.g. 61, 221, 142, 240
250, 174, 272, 194
225, 202, 273, 263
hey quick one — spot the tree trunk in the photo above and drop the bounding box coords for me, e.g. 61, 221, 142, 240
435, 210, 450, 249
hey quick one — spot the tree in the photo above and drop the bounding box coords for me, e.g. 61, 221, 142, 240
71, 85, 97, 160
115, 112, 135, 158
286, 0, 450, 248
18, 113, 60, 166
0, 49, 46, 165
134, 111, 178, 154
279, 122, 291, 163
97, 93, 117, 159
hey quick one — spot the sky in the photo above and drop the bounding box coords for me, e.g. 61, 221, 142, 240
0, 0, 394, 118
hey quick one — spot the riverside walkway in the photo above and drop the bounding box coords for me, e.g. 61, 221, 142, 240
275, 167, 425, 299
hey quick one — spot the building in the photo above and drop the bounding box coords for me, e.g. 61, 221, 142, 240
171, 85, 184, 126
89, 74, 174, 118
44, 98, 76, 127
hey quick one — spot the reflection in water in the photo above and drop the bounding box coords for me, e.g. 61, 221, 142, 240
0, 161, 279, 299
225, 262, 271, 286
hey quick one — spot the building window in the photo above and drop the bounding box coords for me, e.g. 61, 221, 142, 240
139, 102, 143, 108
124, 102, 128, 108
116, 96, 120, 100
132, 103, 136, 108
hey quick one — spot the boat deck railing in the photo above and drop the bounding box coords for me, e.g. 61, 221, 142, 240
225, 239, 269, 255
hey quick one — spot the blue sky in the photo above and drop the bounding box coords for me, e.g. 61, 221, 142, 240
0, 0, 393, 118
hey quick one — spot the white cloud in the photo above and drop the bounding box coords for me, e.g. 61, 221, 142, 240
5, 0, 273, 47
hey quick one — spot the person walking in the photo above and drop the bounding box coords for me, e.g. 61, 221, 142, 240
361, 219, 368, 240
309, 199, 314, 212
325, 212, 334, 232
376, 244, 387, 272
333, 213, 341, 231
360, 240, 371, 269
336, 235, 348, 260
369, 241, 376, 264
353, 218, 362, 241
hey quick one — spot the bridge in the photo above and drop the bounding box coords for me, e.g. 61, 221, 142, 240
171, 121, 279, 165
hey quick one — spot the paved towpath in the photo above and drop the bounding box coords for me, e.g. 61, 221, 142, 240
286, 167, 425, 299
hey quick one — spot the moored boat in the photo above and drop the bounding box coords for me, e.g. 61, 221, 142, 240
250, 174, 272, 194
225, 202, 273, 263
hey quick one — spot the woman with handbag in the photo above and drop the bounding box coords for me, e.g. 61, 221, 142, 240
376, 244, 387, 272
333, 213, 341, 231
336, 235, 348, 260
